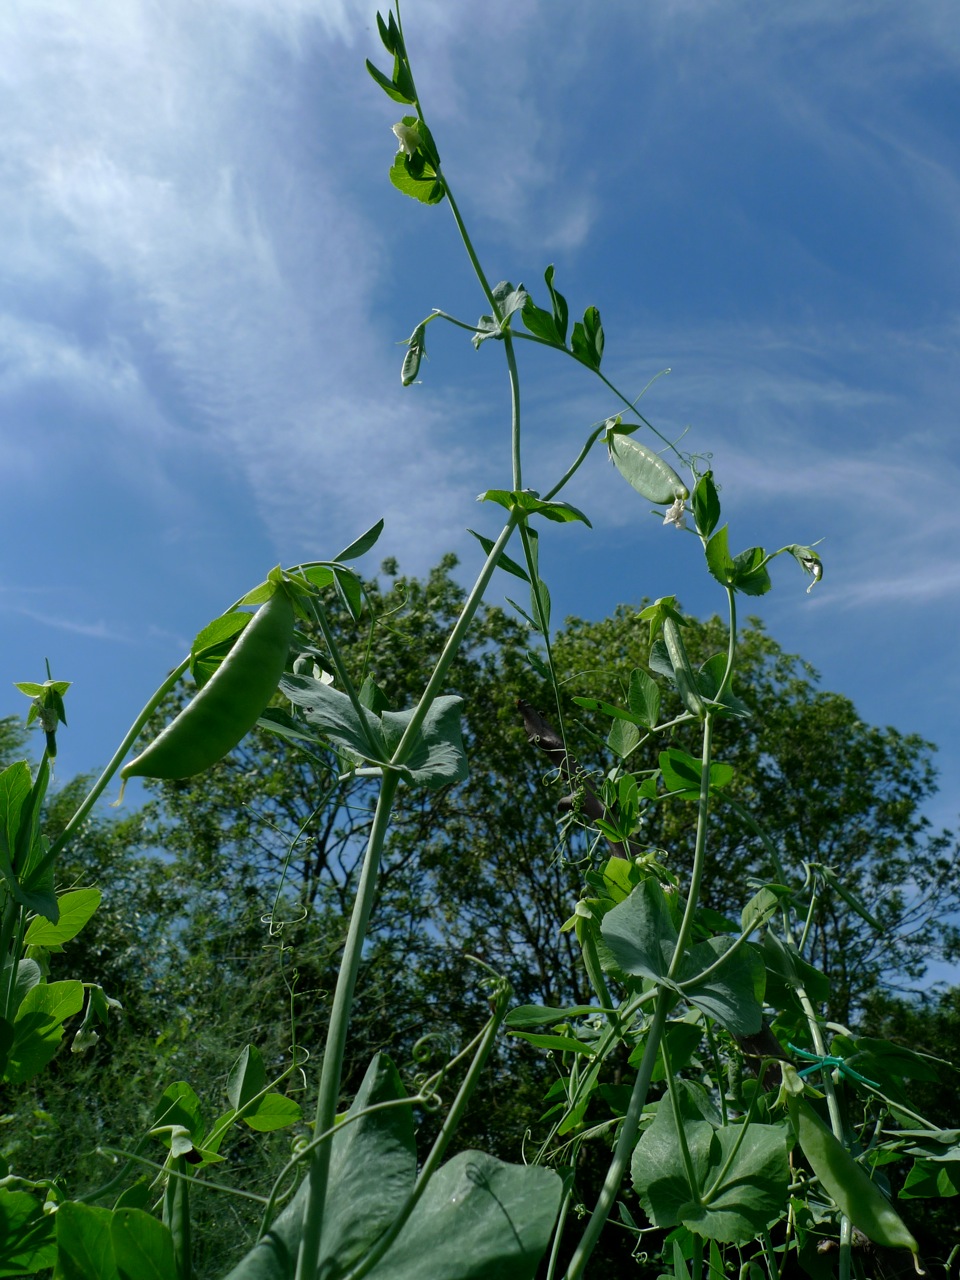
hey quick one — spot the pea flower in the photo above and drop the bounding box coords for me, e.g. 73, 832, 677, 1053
392, 121, 421, 156
662, 497, 686, 529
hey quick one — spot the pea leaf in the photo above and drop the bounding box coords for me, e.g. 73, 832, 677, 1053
692, 471, 720, 538
681, 938, 764, 1036
544, 264, 569, 344
466, 530, 530, 582
632, 1096, 790, 1244
4, 979, 84, 1084
601, 879, 679, 983
380, 696, 468, 790
24, 888, 101, 947
335, 518, 385, 562
280, 675, 387, 764
628, 668, 660, 728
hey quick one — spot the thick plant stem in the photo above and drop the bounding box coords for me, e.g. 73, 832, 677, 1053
295, 769, 401, 1280
564, 987, 672, 1279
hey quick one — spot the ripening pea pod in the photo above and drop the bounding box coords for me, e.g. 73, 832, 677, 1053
121, 584, 296, 786
605, 427, 689, 505
662, 617, 705, 719
787, 1083, 921, 1262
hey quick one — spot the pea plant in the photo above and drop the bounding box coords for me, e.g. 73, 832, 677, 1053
0, 4, 954, 1278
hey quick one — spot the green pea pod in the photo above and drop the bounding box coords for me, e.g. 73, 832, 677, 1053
606, 430, 689, 505
122, 585, 295, 783
791, 1095, 920, 1257
663, 617, 705, 719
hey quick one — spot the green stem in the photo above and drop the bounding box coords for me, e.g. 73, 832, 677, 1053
295, 769, 401, 1280
542, 422, 608, 502
669, 711, 717, 980
563, 987, 671, 1280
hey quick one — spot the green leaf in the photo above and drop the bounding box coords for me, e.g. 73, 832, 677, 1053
571, 306, 604, 369
111, 1209, 180, 1280
632, 1094, 790, 1244
223, 1052, 417, 1279
280, 675, 387, 763
466, 530, 530, 582
740, 886, 789, 934
491, 280, 529, 323
704, 525, 735, 587
691, 471, 720, 538
55, 1202, 120, 1280
730, 546, 772, 597
0, 1189, 56, 1277
509, 1031, 597, 1056
381, 696, 468, 790
900, 1158, 960, 1199
544, 264, 569, 344
226, 1044, 267, 1112
0, 761, 31, 887
365, 58, 415, 104
628, 669, 660, 728
601, 879, 679, 984
189, 612, 250, 686
4, 980, 84, 1084
243, 1092, 302, 1132
520, 299, 562, 346
335, 518, 385, 562
362, 1151, 561, 1279
504, 1005, 605, 1029
476, 489, 591, 527
24, 888, 101, 947
607, 718, 641, 760
659, 749, 733, 799
681, 938, 764, 1036
389, 152, 444, 204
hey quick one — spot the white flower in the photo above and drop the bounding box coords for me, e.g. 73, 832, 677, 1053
392, 122, 421, 156
662, 497, 686, 529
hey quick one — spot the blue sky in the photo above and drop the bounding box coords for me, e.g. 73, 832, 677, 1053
3, 0, 958, 861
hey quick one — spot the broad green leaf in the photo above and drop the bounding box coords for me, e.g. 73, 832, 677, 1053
491, 280, 529, 323
520, 299, 562, 346
692, 470, 720, 537
681, 938, 764, 1036
243, 1092, 302, 1132
359, 676, 392, 715
504, 1004, 605, 1029
659, 749, 733, 799
4, 979, 84, 1084
333, 565, 364, 620
0, 760, 31, 888
571, 306, 604, 369
509, 1032, 597, 1056
189, 612, 249, 686
466, 529, 530, 582
730, 546, 772, 597
12, 958, 42, 1009
740, 886, 790, 934
632, 1094, 790, 1244
380, 696, 468, 790
0, 1188, 55, 1277
628, 668, 660, 728
227, 1044, 267, 1112
335, 518, 385, 562
111, 1209, 180, 1280
56, 1202, 120, 1280
900, 1159, 960, 1198
223, 1053, 417, 1280
607, 718, 641, 760
389, 152, 444, 204
601, 879, 679, 983
24, 888, 101, 947
476, 489, 592, 526
280, 675, 387, 763
364, 1151, 561, 1279
704, 525, 734, 586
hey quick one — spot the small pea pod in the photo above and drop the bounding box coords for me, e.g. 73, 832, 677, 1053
122, 585, 295, 783
663, 617, 705, 719
790, 1093, 920, 1259
606, 430, 689, 505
